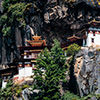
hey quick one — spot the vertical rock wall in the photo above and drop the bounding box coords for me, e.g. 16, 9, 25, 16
74, 47, 100, 96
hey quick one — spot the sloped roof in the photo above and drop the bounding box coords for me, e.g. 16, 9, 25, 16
27, 34, 47, 47
67, 34, 80, 40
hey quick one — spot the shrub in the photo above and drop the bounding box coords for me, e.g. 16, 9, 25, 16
66, 43, 81, 57
60, 91, 80, 100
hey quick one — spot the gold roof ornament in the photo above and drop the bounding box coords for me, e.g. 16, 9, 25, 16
27, 33, 47, 46
32, 33, 41, 41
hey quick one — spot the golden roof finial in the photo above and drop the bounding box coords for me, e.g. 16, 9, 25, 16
36, 33, 38, 36
32, 33, 41, 40
73, 34, 75, 36
93, 18, 95, 22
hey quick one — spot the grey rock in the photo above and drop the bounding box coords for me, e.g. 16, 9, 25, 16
90, 96, 97, 100
74, 47, 100, 97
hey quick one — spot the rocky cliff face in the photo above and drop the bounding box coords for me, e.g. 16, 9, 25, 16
74, 47, 100, 97
0, 1, 100, 67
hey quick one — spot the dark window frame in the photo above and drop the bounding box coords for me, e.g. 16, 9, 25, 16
91, 38, 94, 43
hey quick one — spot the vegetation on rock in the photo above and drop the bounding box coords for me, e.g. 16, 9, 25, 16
0, 76, 2, 88
60, 91, 81, 100
0, 79, 29, 100
66, 43, 81, 57
0, 3, 29, 37
0, 80, 14, 100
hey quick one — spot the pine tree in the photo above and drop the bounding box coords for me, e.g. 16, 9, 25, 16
33, 39, 68, 100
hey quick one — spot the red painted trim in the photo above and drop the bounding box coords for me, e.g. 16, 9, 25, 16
88, 30, 100, 34
13, 77, 19, 80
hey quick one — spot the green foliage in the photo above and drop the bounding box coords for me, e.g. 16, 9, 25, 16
66, 43, 81, 57
0, 3, 30, 36
96, 94, 100, 100
0, 80, 14, 100
2, 26, 11, 36
0, 76, 2, 88
22, 84, 29, 89
0, 15, 7, 27
60, 91, 81, 100
0, 79, 30, 99
32, 39, 68, 100
82, 94, 93, 100
81, 93, 100, 100
7, 3, 26, 25
1, 0, 44, 37
3, 0, 19, 12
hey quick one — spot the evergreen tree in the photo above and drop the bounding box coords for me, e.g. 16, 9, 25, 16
32, 39, 68, 100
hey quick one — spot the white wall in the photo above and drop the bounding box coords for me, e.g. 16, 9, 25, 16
86, 33, 100, 46
2, 79, 7, 89
18, 67, 34, 79
24, 67, 33, 77
86, 28, 100, 47
19, 67, 25, 79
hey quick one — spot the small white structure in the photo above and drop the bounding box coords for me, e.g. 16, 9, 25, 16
83, 27, 100, 47
18, 62, 34, 80
2, 79, 7, 89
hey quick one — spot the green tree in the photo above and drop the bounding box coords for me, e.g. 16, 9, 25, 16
3, 0, 19, 12
66, 43, 80, 57
32, 39, 68, 100
0, 3, 32, 37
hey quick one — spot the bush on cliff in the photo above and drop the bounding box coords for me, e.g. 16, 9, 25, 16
60, 91, 81, 100
66, 43, 81, 57
0, 80, 14, 100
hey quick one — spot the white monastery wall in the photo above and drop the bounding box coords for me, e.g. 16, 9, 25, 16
86, 28, 100, 47
2, 79, 7, 89
18, 67, 33, 79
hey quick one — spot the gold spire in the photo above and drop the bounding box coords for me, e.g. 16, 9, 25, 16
27, 33, 47, 46
73, 34, 75, 37
36, 33, 38, 36
32, 33, 41, 41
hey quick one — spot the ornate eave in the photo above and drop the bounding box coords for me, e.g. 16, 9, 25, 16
67, 34, 80, 40
88, 18, 100, 24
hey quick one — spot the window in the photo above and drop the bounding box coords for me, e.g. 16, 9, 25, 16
24, 55, 27, 59
93, 32, 95, 36
91, 38, 94, 43
31, 53, 38, 58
